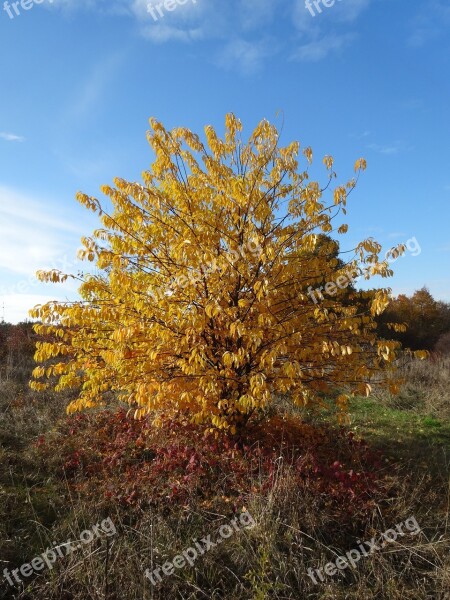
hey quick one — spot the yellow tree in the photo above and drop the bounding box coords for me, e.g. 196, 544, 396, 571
30, 114, 423, 432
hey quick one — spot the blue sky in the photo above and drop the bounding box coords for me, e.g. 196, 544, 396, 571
0, 0, 449, 322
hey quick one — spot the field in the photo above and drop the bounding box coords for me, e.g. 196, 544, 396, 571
2, 2, 449, 599
0, 352, 449, 599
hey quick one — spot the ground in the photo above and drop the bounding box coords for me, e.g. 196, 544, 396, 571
0, 357, 449, 599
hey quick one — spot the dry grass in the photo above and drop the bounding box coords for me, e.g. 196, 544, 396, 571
0, 355, 449, 599
388, 354, 450, 419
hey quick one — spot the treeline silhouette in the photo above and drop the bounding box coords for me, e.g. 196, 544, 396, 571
377, 287, 450, 353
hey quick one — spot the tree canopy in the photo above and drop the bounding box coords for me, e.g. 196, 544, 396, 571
30, 114, 426, 432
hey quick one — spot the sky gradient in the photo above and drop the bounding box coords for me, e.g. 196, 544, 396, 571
1, 0, 449, 323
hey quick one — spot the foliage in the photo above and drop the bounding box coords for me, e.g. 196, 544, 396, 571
0, 321, 36, 381
435, 331, 450, 355
377, 287, 450, 351
35, 409, 385, 516
30, 114, 424, 431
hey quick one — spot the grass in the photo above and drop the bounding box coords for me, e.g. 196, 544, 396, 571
302, 396, 450, 476
298, 355, 450, 477
347, 397, 450, 455
0, 355, 449, 599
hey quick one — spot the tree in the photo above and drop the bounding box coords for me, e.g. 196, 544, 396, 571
378, 287, 450, 351
30, 114, 423, 432
435, 331, 450, 355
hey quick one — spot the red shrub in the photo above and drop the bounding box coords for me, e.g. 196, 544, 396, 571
35, 410, 389, 517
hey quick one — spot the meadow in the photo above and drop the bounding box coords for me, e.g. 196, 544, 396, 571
0, 329, 448, 599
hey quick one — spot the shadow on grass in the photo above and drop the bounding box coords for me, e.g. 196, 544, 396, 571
299, 396, 450, 480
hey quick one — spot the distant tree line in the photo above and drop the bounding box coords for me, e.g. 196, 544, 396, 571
377, 287, 450, 353
0, 321, 36, 381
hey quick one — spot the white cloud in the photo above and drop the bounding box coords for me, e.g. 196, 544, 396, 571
366, 141, 412, 156
1, 294, 67, 325
47, 0, 372, 69
0, 132, 25, 142
0, 185, 84, 279
141, 22, 204, 43
0, 186, 86, 323
216, 38, 276, 75
133, 0, 230, 43
293, 0, 371, 31
291, 33, 355, 62
291, 0, 371, 62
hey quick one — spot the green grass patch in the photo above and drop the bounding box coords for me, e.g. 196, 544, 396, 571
301, 395, 450, 476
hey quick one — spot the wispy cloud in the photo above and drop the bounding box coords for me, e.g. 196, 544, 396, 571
350, 130, 371, 140
350, 131, 412, 157
47, 0, 373, 69
408, 0, 450, 47
216, 38, 276, 75
387, 232, 407, 240
291, 0, 371, 61
132, 0, 224, 42
367, 141, 412, 156
291, 33, 355, 62
293, 0, 371, 31
132, 0, 282, 68
64, 52, 126, 122
0, 185, 83, 278
239, 0, 283, 31
0, 294, 68, 325
367, 143, 401, 156
0, 132, 25, 142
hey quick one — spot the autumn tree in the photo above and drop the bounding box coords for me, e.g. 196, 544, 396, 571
378, 287, 450, 351
30, 114, 424, 432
